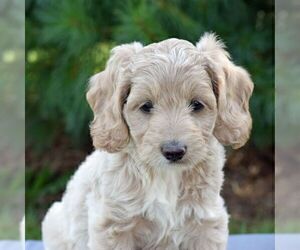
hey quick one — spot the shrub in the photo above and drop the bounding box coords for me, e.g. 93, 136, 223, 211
26, 0, 274, 150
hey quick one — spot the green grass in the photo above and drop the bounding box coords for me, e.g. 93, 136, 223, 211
230, 218, 274, 234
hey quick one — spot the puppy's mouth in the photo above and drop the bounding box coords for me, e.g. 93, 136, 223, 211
165, 157, 190, 167
163, 155, 205, 169
167, 157, 185, 163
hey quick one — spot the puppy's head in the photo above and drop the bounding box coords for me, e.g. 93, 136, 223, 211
87, 33, 253, 168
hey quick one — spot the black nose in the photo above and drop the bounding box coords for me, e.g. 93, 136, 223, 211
161, 141, 187, 162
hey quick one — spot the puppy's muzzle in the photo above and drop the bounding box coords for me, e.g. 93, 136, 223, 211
161, 140, 187, 162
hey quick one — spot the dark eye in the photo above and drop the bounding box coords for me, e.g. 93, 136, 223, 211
140, 101, 153, 113
190, 100, 204, 112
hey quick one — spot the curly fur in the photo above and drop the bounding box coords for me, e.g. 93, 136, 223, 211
42, 33, 253, 250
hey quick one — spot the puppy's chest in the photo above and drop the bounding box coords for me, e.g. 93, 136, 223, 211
143, 181, 178, 227
142, 174, 204, 229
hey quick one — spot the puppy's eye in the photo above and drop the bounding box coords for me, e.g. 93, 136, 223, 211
189, 100, 204, 112
140, 101, 153, 113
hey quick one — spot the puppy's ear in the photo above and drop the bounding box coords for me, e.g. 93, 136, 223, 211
87, 42, 143, 152
197, 33, 254, 149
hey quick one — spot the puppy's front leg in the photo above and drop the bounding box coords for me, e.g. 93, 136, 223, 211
179, 212, 228, 250
87, 193, 137, 250
88, 225, 136, 250
141, 236, 178, 250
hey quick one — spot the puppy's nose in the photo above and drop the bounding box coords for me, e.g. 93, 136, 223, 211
161, 141, 187, 162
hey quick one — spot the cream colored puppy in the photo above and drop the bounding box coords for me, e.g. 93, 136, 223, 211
42, 33, 253, 250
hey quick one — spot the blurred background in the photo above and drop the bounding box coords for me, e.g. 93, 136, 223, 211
25, 0, 274, 239
0, 0, 24, 239
275, 0, 300, 233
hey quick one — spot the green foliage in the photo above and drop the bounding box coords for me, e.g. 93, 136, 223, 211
26, 167, 74, 239
26, 0, 274, 149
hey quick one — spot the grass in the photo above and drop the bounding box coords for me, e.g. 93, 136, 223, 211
230, 218, 274, 234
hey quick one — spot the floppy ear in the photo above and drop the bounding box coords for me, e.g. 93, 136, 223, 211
86, 42, 143, 153
197, 33, 254, 149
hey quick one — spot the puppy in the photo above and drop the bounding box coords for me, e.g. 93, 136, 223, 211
42, 33, 253, 250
